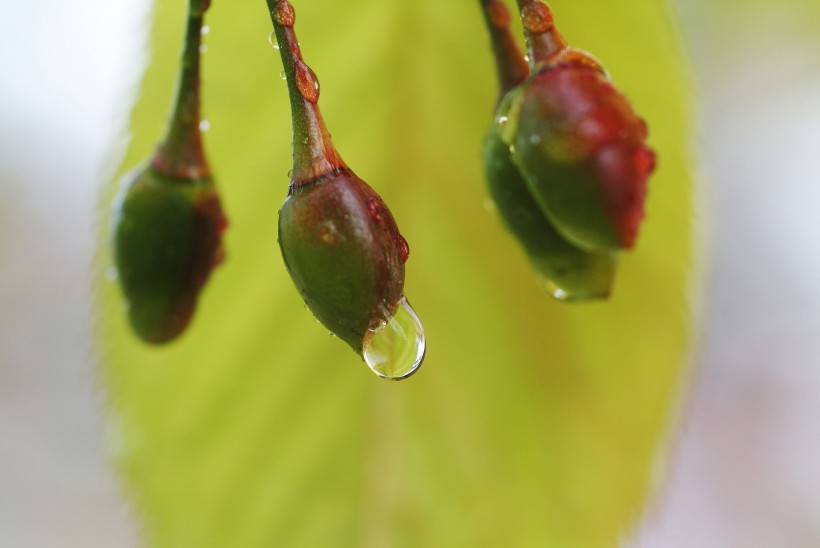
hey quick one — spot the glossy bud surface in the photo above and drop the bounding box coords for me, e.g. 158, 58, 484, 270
508, 58, 655, 251
278, 170, 407, 353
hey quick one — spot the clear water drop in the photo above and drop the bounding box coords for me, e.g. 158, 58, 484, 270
279, 70, 287, 81
105, 266, 118, 281
199, 119, 211, 132
498, 115, 509, 125
199, 44, 208, 54
201, 25, 211, 36
363, 296, 425, 381
295, 61, 320, 103
269, 31, 278, 49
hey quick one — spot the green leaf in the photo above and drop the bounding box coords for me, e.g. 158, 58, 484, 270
97, 1, 696, 545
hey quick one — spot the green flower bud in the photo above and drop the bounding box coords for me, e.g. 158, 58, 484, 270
114, 166, 226, 343
485, 122, 615, 300
507, 58, 655, 251
278, 170, 407, 352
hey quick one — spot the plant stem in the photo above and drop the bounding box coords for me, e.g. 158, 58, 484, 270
513, 0, 568, 68
479, 0, 530, 100
266, 0, 347, 188
153, 0, 212, 179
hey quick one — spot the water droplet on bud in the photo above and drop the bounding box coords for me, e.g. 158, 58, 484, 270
273, 0, 295, 27
363, 296, 425, 381
396, 234, 410, 263
634, 145, 656, 178
522, 2, 554, 33
295, 61, 320, 103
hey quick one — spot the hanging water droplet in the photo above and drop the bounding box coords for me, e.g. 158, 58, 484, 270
498, 115, 509, 125
199, 44, 208, 54
199, 119, 211, 132
269, 31, 279, 49
363, 296, 425, 381
279, 70, 287, 81
105, 265, 119, 281
295, 61, 320, 103
201, 25, 211, 36
273, 0, 296, 27
541, 276, 571, 300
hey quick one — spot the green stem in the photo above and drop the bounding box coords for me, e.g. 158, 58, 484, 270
152, 0, 212, 179
513, 0, 568, 68
266, 0, 346, 187
478, 0, 530, 101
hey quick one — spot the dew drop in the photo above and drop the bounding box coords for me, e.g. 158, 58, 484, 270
273, 0, 295, 27
269, 31, 279, 49
498, 115, 509, 125
363, 296, 425, 381
279, 70, 287, 81
396, 234, 410, 262
634, 145, 657, 178
105, 266, 118, 281
522, 2, 554, 34
529, 134, 542, 145
201, 25, 211, 36
295, 61, 320, 103
199, 119, 211, 132
366, 197, 382, 221
199, 44, 208, 54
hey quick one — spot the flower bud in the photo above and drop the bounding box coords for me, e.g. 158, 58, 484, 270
278, 170, 407, 352
114, 166, 226, 343
485, 122, 615, 300
506, 54, 655, 250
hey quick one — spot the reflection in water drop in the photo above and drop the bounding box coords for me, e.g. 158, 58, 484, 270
269, 31, 279, 49
363, 296, 425, 381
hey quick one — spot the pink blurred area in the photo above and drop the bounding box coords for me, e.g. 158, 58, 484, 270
1, 1, 819, 546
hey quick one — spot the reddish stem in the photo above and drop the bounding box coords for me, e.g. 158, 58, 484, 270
267, 0, 347, 187
479, 0, 530, 101
152, 0, 212, 179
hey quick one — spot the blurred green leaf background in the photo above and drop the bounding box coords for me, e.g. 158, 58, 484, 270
96, 0, 694, 546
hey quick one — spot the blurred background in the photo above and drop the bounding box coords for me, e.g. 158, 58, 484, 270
1, 0, 819, 546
